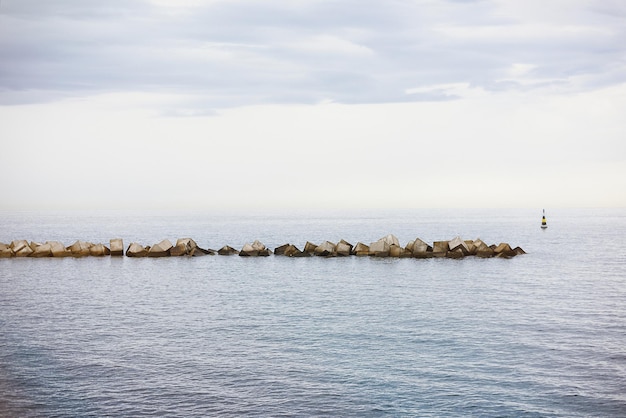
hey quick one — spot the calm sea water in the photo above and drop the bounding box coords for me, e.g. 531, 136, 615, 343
1, 208, 625, 417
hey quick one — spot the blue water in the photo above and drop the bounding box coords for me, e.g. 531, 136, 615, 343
1, 208, 625, 416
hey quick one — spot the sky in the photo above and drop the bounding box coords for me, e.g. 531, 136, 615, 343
1, 0, 625, 210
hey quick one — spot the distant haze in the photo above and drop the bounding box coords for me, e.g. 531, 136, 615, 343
1, 0, 625, 210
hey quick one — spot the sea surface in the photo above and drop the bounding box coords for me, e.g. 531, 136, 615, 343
1, 208, 625, 417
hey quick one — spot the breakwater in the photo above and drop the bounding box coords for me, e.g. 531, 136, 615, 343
1, 235, 525, 259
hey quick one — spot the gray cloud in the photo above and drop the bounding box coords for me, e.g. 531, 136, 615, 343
1, 0, 624, 109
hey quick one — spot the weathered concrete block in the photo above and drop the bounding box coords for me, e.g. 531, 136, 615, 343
89, 243, 110, 256
336, 240, 353, 256
369, 239, 390, 257
446, 248, 465, 259
218, 245, 239, 255
315, 241, 336, 257
352, 242, 370, 256
31, 242, 52, 257
110, 239, 124, 256
126, 243, 148, 257
0, 242, 13, 258
240, 240, 270, 256
389, 244, 410, 258
494, 243, 517, 258
432, 241, 449, 257
448, 236, 470, 255
148, 239, 173, 257
50, 241, 71, 257
407, 238, 432, 256
69, 240, 92, 257
275, 244, 307, 257
304, 241, 318, 254
381, 234, 400, 247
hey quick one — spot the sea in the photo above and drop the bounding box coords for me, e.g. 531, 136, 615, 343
1, 208, 625, 417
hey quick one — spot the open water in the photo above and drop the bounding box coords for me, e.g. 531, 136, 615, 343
1, 208, 625, 417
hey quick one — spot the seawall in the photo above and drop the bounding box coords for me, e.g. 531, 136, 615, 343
0, 235, 525, 259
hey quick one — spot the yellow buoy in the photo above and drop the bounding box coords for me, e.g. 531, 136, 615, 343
541, 209, 548, 229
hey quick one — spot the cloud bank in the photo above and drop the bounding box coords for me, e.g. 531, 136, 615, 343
2, 0, 625, 111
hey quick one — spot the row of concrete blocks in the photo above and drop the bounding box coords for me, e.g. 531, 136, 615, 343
1, 235, 525, 259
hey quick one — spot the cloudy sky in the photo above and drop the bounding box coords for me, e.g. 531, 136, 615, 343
1, 0, 625, 210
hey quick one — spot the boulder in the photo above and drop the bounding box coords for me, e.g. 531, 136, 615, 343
0, 242, 13, 258
126, 243, 149, 257
336, 240, 353, 256
352, 242, 370, 256
110, 239, 124, 256
69, 240, 92, 257
217, 245, 239, 255
89, 243, 110, 256
148, 239, 173, 257
464, 240, 477, 256
314, 241, 336, 257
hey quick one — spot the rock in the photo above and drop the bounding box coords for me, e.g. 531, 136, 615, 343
126, 243, 149, 257
314, 241, 336, 257
89, 243, 110, 256
69, 240, 92, 257
336, 240, 353, 256
352, 242, 370, 256
110, 239, 124, 256
148, 239, 173, 257
513, 246, 526, 255
217, 245, 239, 255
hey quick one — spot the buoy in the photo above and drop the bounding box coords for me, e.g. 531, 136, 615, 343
541, 209, 548, 229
